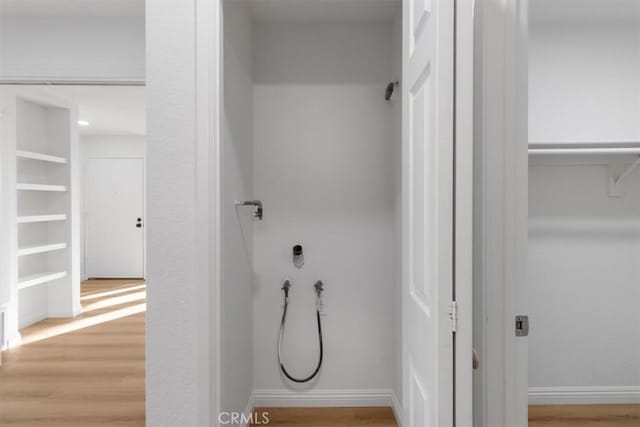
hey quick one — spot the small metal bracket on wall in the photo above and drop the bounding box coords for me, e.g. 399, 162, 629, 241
234, 200, 263, 220
515, 315, 529, 337
608, 156, 640, 198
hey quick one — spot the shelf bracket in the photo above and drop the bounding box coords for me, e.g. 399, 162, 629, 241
609, 156, 640, 197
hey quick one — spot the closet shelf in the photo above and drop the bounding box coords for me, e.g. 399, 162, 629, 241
16, 150, 68, 164
16, 183, 67, 192
17, 242, 67, 257
17, 214, 67, 223
17, 271, 67, 290
529, 141, 640, 155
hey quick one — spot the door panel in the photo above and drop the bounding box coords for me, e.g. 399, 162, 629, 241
86, 158, 144, 278
403, 0, 455, 425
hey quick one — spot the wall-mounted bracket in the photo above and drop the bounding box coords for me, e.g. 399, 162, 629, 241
608, 156, 640, 198
515, 315, 529, 337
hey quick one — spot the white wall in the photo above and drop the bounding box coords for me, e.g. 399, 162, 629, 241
0, 16, 145, 81
527, 161, 640, 403
528, 11, 640, 404
146, 0, 207, 423
80, 135, 146, 280
220, 0, 254, 416
529, 18, 640, 142
251, 22, 397, 398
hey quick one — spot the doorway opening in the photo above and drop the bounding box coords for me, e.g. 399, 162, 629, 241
526, 1, 640, 426
216, 0, 471, 425
0, 84, 147, 426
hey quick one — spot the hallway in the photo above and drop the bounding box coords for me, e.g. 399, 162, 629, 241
0, 279, 145, 426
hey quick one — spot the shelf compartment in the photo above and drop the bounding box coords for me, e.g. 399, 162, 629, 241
18, 242, 67, 257
16, 150, 68, 164
17, 271, 67, 290
16, 183, 67, 192
17, 214, 67, 223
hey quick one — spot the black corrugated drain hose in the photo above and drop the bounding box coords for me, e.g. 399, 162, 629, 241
277, 280, 324, 383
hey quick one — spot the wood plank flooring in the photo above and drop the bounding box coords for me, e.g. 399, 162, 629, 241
1, 279, 637, 427
252, 407, 398, 427
529, 404, 640, 427
0, 279, 146, 427
253, 405, 640, 427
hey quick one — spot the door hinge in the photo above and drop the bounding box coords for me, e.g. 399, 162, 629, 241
449, 301, 458, 332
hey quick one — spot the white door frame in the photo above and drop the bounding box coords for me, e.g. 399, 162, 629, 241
473, 0, 529, 426
455, 0, 475, 425
196, 0, 222, 424
84, 155, 146, 279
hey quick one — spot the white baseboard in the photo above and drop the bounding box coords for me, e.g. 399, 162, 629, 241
529, 386, 640, 405
391, 391, 403, 427
19, 312, 47, 330
253, 389, 395, 408
48, 305, 83, 319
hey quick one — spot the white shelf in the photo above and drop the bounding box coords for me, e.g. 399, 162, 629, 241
17, 242, 67, 257
17, 271, 67, 290
529, 141, 640, 155
16, 150, 67, 164
17, 214, 67, 223
16, 183, 67, 192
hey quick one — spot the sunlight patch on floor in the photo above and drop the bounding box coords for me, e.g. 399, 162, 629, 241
19, 303, 146, 345
81, 284, 147, 301
82, 291, 146, 312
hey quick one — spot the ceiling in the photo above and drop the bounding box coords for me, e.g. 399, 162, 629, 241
0, 0, 144, 18
24, 85, 146, 136
250, 0, 400, 23
531, 0, 640, 24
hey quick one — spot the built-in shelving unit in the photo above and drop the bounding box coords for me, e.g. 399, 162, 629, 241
2, 90, 81, 330
17, 271, 68, 290
16, 150, 68, 164
17, 243, 67, 257
16, 183, 67, 192
17, 214, 67, 224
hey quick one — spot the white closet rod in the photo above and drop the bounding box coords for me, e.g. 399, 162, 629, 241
529, 141, 640, 155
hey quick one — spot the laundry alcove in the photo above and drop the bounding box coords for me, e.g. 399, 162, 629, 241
220, 0, 403, 414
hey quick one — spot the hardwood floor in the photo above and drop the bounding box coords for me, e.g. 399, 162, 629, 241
0, 279, 145, 427
252, 407, 398, 427
529, 404, 640, 427
2, 281, 637, 427
252, 405, 640, 427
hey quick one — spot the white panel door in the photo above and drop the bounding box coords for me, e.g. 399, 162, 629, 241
86, 158, 144, 278
402, 0, 455, 426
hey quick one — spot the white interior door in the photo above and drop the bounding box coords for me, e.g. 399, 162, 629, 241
86, 157, 144, 278
402, 0, 455, 426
